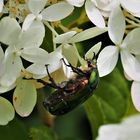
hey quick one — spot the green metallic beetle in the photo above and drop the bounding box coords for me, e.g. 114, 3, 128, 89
39, 54, 99, 115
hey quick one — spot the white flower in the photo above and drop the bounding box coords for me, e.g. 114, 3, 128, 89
131, 81, 140, 112
0, 97, 15, 125
0, 46, 16, 93
97, 5, 140, 81
27, 27, 106, 79
26, 49, 72, 79
66, 0, 85, 7
66, 0, 119, 28
54, 27, 106, 66
131, 55, 140, 112
22, 0, 74, 31
120, 0, 140, 18
54, 31, 79, 66
96, 114, 140, 140
0, 17, 46, 87
0, 0, 3, 12
0, 45, 4, 77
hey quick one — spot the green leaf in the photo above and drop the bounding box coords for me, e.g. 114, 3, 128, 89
84, 68, 129, 139
13, 79, 37, 117
62, 7, 83, 26
0, 118, 29, 140
69, 27, 107, 43
54, 107, 90, 140
104, 68, 129, 99
30, 126, 57, 140
0, 97, 15, 125
96, 80, 126, 121
97, 69, 129, 121
84, 96, 104, 139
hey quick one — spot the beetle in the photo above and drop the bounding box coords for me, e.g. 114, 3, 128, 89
38, 54, 99, 115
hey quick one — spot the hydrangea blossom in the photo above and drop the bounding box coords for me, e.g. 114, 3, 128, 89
120, 0, 140, 17
54, 27, 106, 66
0, 0, 140, 127
22, 0, 74, 31
96, 114, 140, 140
26, 27, 106, 79
66, 0, 119, 28
0, 17, 46, 87
0, 46, 16, 93
97, 5, 140, 112
26, 49, 72, 79
97, 5, 140, 81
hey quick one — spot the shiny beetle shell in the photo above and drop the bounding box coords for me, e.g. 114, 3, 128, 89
43, 59, 99, 115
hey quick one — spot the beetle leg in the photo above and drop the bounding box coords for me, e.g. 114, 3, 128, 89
37, 79, 59, 89
61, 58, 86, 76
43, 64, 61, 89
61, 98, 67, 105
92, 52, 96, 60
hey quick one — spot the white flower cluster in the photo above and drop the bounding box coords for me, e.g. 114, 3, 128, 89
96, 114, 140, 140
0, 0, 140, 129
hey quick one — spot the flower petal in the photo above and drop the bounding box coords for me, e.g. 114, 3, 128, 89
94, 0, 119, 12
41, 2, 74, 21
0, 45, 4, 59
121, 0, 140, 14
0, 83, 16, 94
122, 28, 140, 55
28, 0, 47, 14
123, 71, 133, 81
85, 0, 105, 28
13, 80, 37, 117
121, 50, 140, 81
0, 60, 5, 77
0, 54, 23, 86
97, 45, 119, 77
0, 17, 21, 45
97, 114, 140, 140
133, 12, 140, 18
26, 63, 47, 76
131, 81, 140, 112
69, 27, 107, 43
0, 0, 3, 12
0, 46, 5, 77
108, 5, 125, 45
54, 31, 77, 44
66, 0, 85, 7
22, 14, 36, 31
61, 57, 73, 78
0, 97, 15, 125
32, 73, 47, 79
21, 47, 48, 63
85, 42, 101, 59
27, 51, 63, 75
17, 20, 45, 49
62, 44, 79, 66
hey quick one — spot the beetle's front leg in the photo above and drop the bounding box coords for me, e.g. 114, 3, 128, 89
37, 65, 61, 89
37, 79, 59, 89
